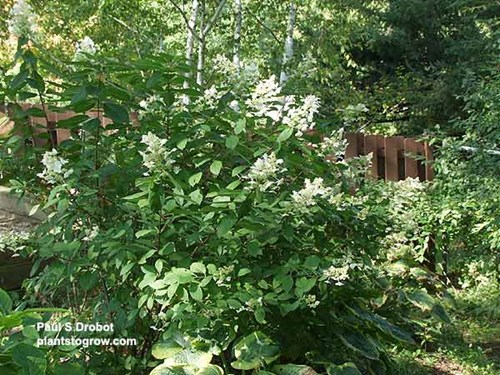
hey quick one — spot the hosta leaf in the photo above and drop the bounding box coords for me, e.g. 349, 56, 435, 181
406, 290, 435, 311
152, 340, 184, 360
231, 331, 280, 370
273, 364, 318, 375
163, 349, 212, 368
326, 362, 362, 375
195, 365, 224, 375
336, 329, 379, 360
150, 364, 187, 375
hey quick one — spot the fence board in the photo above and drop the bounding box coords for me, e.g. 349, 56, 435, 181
424, 142, 434, 181
364, 135, 379, 179
385, 136, 399, 181
345, 133, 359, 159
404, 138, 422, 179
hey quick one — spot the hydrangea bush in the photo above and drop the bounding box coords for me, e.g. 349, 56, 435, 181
1, 35, 450, 375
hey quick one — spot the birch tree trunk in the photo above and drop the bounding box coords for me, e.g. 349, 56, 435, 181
233, 0, 242, 68
196, 1, 206, 86
280, 2, 296, 85
184, 0, 200, 94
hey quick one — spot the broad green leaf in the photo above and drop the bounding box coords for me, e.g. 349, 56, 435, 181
103, 102, 129, 123
231, 331, 280, 370
195, 365, 224, 375
225, 135, 239, 149
163, 349, 212, 368
0, 288, 12, 315
406, 290, 435, 311
277, 127, 294, 143
337, 329, 379, 360
273, 364, 318, 375
217, 216, 237, 237
326, 362, 362, 375
189, 172, 203, 187
210, 160, 223, 176
152, 340, 184, 360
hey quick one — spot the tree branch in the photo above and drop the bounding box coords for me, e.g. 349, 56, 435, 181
202, 0, 228, 36
168, 0, 202, 43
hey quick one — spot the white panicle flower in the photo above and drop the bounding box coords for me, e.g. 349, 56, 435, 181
202, 85, 219, 108
7, 0, 38, 38
320, 130, 348, 162
283, 95, 320, 137
245, 152, 286, 192
323, 265, 350, 286
304, 294, 320, 309
246, 75, 283, 121
75, 36, 97, 56
229, 100, 240, 112
291, 177, 332, 208
82, 225, 99, 242
139, 132, 174, 175
37, 149, 73, 184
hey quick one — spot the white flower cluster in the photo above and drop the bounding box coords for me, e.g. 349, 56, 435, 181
37, 149, 73, 185
291, 177, 333, 208
246, 77, 321, 137
75, 36, 97, 57
322, 265, 350, 286
282, 95, 320, 137
139, 132, 174, 175
304, 294, 320, 309
82, 225, 99, 242
245, 75, 283, 121
244, 152, 286, 192
7, 0, 38, 38
202, 86, 220, 109
212, 54, 260, 90
319, 130, 348, 162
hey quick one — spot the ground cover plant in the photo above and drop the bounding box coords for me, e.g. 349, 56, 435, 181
0, 1, 498, 374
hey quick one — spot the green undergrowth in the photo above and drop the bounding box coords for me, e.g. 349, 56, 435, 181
394, 292, 500, 375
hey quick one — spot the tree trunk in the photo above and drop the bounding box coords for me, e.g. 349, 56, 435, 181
280, 2, 296, 85
197, 0, 206, 86
184, 0, 200, 96
233, 0, 242, 68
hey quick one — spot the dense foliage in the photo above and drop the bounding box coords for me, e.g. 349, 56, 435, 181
0, 1, 498, 374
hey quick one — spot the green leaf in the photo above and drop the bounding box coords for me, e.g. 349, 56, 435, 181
326, 363, 362, 375
210, 160, 223, 176
189, 190, 203, 205
190, 263, 206, 274
163, 349, 212, 368
150, 365, 186, 375
248, 240, 262, 257
277, 127, 294, 143
406, 290, 435, 311
196, 365, 224, 375
103, 102, 129, 123
11, 343, 47, 375
225, 135, 239, 149
231, 331, 280, 370
152, 340, 184, 360
10, 69, 29, 90
136, 229, 157, 238
273, 364, 318, 375
336, 329, 379, 360
0, 288, 13, 315
217, 216, 237, 237
189, 172, 203, 187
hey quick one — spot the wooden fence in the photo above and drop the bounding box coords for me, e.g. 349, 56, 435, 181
1, 105, 433, 182
345, 133, 433, 181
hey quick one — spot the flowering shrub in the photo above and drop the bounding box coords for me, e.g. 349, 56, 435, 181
0, 39, 452, 375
